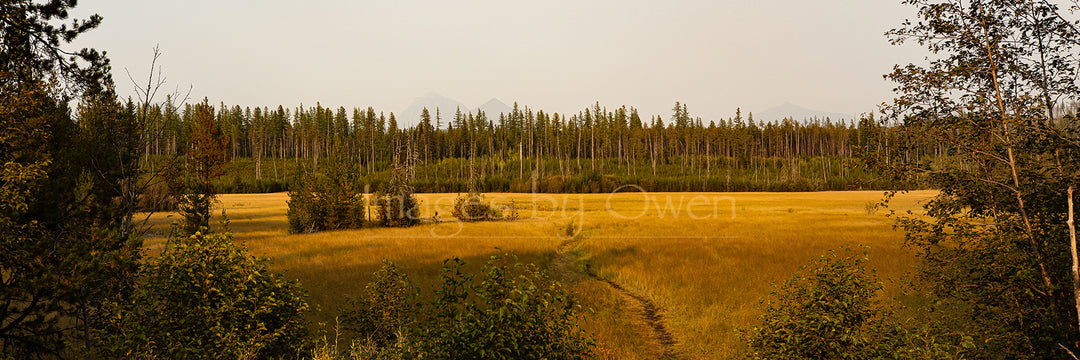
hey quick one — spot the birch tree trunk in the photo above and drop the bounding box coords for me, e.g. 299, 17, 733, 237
1069, 186, 1079, 340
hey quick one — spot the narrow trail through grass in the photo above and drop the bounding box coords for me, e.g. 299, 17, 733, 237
593, 273, 680, 359
554, 236, 682, 359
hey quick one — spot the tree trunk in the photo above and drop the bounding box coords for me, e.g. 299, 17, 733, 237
1069, 186, 1080, 341
978, 6, 1054, 290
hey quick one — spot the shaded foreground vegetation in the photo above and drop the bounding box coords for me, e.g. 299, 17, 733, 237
93, 223, 592, 359
329, 255, 593, 360
94, 230, 310, 359
745, 248, 967, 359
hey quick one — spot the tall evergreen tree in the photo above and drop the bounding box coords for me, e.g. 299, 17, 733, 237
1, 1, 143, 356
175, 99, 229, 236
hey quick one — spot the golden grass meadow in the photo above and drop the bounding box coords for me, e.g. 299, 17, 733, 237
139, 190, 934, 359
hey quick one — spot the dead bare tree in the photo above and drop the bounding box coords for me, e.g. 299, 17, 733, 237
123, 45, 192, 236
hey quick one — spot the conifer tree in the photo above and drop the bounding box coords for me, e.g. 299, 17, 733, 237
175, 98, 229, 236
1, 1, 144, 355
374, 144, 419, 227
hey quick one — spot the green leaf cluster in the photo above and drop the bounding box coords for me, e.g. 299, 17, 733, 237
339, 260, 415, 349
95, 231, 310, 359
746, 248, 967, 360
337, 254, 595, 360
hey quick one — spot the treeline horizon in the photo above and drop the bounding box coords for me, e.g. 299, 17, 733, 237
134, 97, 928, 193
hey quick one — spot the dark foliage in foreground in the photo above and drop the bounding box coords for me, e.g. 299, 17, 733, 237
338, 254, 595, 360
94, 230, 310, 359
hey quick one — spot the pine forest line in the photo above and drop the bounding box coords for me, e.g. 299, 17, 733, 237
136, 99, 933, 193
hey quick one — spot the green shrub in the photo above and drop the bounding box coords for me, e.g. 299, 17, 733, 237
339, 254, 595, 360
372, 190, 419, 228
450, 192, 498, 221
95, 231, 310, 359
287, 164, 365, 234
340, 260, 416, 348
744, 247, 973, 359
745, 248, 902, 359
417, 254, 594, 359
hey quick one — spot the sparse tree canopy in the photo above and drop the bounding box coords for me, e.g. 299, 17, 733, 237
884, 0, 1080, 357
0, 0, 112, 96
374, 145, 420, 227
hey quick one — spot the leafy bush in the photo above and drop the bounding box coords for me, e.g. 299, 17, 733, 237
338, 254, 595, 360
287, 164, 365, 234
450, 192, 498, 221
745, 247, 973, 359
95, 231, 310, 359
745, 248, 903, 359
417, 254, 594, 359
340, 260, 416, 348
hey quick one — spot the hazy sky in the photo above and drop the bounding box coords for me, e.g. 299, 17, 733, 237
71, 0, 925, 123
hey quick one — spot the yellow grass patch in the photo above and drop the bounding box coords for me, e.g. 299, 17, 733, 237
139, 190, 933, 359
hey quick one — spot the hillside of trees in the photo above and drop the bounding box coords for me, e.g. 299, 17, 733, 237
139, 99, 925, 193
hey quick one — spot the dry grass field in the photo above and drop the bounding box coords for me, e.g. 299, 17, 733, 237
139, 190, 934, 359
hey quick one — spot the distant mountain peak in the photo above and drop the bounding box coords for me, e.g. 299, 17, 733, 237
480, 98, 507, 107
400, 93, 469, 128
413, 92, 456, 103
756, 102, 854, 123
476, 98, 512, 116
